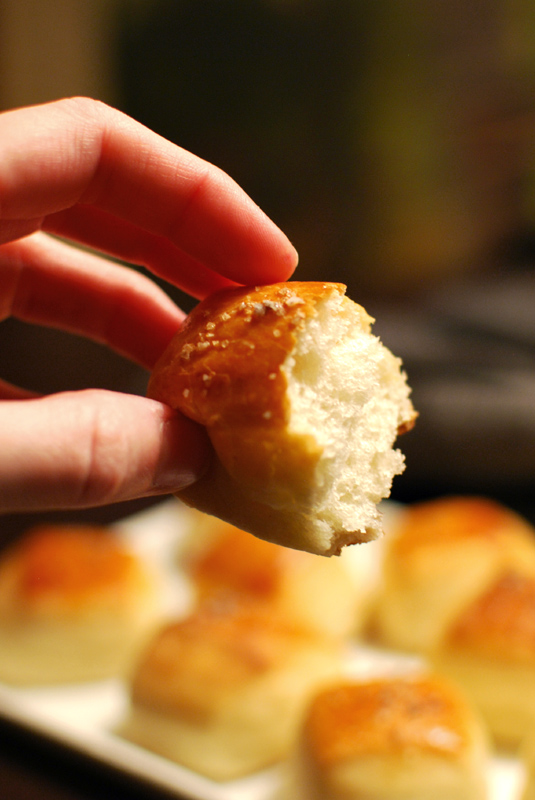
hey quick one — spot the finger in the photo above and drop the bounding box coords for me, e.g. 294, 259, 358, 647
43, 205, 238, 300
0, 97, 298, 284
0, 233, 185, 369
0, 390, 212, 513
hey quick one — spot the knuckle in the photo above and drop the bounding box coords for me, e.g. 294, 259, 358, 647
74, 392, 132, 506
58, 96, 110, 121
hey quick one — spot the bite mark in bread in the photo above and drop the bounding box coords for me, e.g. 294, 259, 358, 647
148, 282, 416, 556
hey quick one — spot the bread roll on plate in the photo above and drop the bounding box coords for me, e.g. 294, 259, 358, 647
0, 524, 162, 685
148, 282, 415, 557
520, 731, 535, 800
120, 602, 344, 780
372, 495, 535, 653
433, 570, 535, 749
295, 675, 489, 800
183, 515, 371, 639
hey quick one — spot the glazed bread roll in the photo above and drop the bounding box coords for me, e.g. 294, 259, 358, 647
0, 524, 162, 685
184, 515, 370, 639
372, 496, 535, 653
521, 732, 535, 800
433, 570, 535, 749
148, 282, 415, 557
295, 675, 489, 800
121, 603, 344, 780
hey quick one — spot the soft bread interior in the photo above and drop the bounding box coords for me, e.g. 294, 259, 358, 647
284, 292, 412, 541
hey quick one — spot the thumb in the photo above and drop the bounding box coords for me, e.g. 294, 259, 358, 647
0, 389, 212, 512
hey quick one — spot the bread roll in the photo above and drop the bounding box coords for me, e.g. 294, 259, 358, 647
371, 496, 535, 653
148, 282, 415, 557
120, 603, 344, 780
295, 675, 489, 800
520, 731, 535, 800
433, 570, 535, 749
0, 524, 162, 684
184, 515, 369, 639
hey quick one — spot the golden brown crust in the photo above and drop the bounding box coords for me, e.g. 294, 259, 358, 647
302, 676, 475, 767
148, 282, 362, 426
189, 520, 296, 600
130, 603, 338, 722
184, 517, 365, 638
445, 571, 535, 662
371, 496, 535, 654
389, 496, 535, 563
0, 524, 162, 685
123, 597, 345, 780
0, 524, 148, 616
148, 282, 363, 506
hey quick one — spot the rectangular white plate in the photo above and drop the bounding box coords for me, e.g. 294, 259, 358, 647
0, 500, 526, 800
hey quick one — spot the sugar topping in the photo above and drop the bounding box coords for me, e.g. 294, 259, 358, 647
180, 287, 307, 360
285, 295, 305, 307
236, 290, 305, 323
180, 343, 195, 360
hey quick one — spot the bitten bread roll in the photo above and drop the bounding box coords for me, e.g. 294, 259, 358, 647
148, 282, 415, 556
433, 570, 535, 748
295, 675, 489, 800
120, 603, 344, 780
371, 495, 535, 653
0, 524, 162, 685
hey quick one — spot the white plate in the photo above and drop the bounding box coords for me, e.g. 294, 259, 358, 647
0, 500, 526, 800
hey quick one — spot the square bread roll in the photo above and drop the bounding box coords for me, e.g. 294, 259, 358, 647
182, 515, 372, 639
0, 524, 162, 685
294, 674, 490, 800
520, 731, 535, 800
371, 496, 535, 653
433, 570, 535, 749
119, 602, 345, 781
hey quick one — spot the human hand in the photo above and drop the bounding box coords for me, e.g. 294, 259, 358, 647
0, 97, 297, 513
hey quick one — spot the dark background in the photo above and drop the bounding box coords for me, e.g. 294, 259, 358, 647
2, 4, 535, 796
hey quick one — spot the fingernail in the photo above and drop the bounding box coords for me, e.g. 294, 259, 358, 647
153, 413, 213, 491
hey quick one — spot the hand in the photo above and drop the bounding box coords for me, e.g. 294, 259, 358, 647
0, 97, 298, 513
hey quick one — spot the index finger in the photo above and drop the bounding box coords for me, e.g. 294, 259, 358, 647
0, 97, 298, 285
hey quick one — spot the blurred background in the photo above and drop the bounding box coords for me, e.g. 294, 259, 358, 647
2, 0, 535, 537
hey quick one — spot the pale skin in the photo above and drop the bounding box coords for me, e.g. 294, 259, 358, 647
0, 97, 298, 513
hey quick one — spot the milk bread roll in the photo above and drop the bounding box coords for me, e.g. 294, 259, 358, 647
520, 731, 535, 800
148, 282, 415, 557
120, 603, 344, 780
0, 524, 162, 684
372, 496, 535, 653
295, 675, 489, 800
433, 570, 535, 749
184, 516, 369, 639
